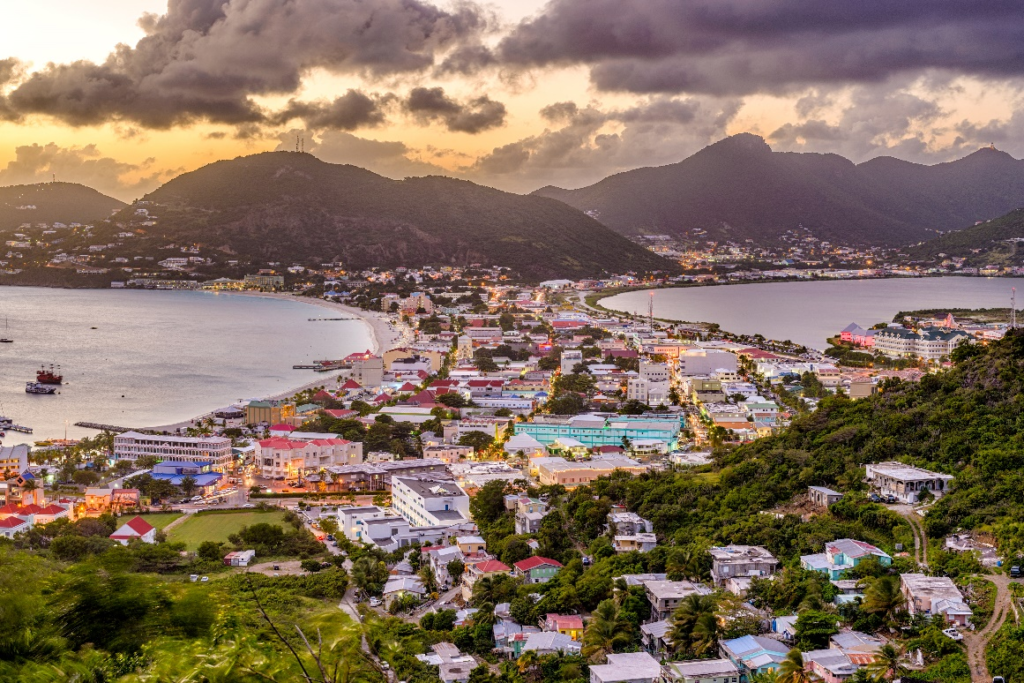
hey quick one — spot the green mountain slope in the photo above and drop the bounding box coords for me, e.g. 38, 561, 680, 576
534, 135, 1024, 246
135, 152, 675, 280
0, 183, 125, 231
908, 208, 1024, 265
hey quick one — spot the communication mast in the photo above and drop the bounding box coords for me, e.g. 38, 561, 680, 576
1013, 287, 1017, 330
648, 291, 654, 330
295, 135, 299, 152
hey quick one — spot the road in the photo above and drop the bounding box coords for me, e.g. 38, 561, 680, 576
964, 573, 1018, 682
893, 505, 928, 567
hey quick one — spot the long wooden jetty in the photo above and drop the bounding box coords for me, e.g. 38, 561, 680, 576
74, 422, 134, 433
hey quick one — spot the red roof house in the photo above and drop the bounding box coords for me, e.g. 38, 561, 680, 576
109, 516, 157, 545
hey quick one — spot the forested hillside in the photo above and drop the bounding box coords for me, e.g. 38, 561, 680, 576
0, 183, 124, 231
132, 152, 674, 280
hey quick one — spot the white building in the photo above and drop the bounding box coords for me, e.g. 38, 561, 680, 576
114, 431, 233, 470
589, 652, 662, 683
391, 476, 470, 527
561, 349, 583, 375
677, 349, 738, 376
865, 462, 954, 503
256, 437, 363, 479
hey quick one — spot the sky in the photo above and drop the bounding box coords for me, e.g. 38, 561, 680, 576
2, 0, 1024, 201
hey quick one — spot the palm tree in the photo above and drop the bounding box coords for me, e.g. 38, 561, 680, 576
867, 643, 908, 682
179, 475, 198, 498
670, 593, 717, 655
863, 576, 906, 626
777, 649, 812, 683
690, 612, 719, 657
582, 599, 631, 662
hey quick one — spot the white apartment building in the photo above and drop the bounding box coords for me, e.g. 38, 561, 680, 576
873, 327, 972, 360
677, 349, 738, 376
626, 377, 650, 404
114, 431, 233, 469
561, 349, 583, 375
640, 360, 670, 384
392, 476, 471, 527
257, 437, 363, 479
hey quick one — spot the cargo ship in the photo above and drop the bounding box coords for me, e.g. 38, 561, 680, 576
36, 365, 63, 384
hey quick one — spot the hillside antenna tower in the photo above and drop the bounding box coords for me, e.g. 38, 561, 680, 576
301, 136, 305, 153
295, 135, 300, 152
1013, 287, 1017, 329
648, 291, 654, 330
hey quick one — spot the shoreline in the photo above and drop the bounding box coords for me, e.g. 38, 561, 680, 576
138, 293, 408, 434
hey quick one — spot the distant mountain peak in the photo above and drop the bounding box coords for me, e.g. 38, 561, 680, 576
703, 132, 772, 155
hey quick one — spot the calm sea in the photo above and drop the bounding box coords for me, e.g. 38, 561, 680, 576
602, 277, 1024, 350
0, 288, 373, 445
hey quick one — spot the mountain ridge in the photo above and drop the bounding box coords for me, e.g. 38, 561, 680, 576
125, 151, 675, 280
0, 182, 125, 231
533, 135, 1024, 246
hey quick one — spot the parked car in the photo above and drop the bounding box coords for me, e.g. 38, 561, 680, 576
868, 493, 881, 503
942, 628, 963, 641
369, 597, 382, 607
200, 576, 209, 583
1011, 566, 1021, 578
242, 503, 255, 508
885, 494, 897, 504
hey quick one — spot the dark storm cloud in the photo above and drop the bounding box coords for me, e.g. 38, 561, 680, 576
494, 0, 1024, 95
404, 87, 506, 133
469, 96, 739, 190
272, 90, 392, 130
0, 0, 487, 128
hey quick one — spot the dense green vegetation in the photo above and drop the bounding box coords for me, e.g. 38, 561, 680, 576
129, 151, 676, 280
0, 182, 124, 232
535, 134, 1024, 246
910, 207, 1024, 265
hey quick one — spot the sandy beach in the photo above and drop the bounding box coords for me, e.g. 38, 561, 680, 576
141, 292, 410, 433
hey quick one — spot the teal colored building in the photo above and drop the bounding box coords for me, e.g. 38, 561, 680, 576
515, 414, 682, 449
800, 538, 892, 580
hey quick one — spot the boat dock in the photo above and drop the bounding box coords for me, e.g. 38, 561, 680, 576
74, 422, 133, 433
308, 317, 350, 321
6, 424, 32, 434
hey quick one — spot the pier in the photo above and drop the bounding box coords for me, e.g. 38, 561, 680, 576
74, 422, 133, 433
6, 424, 32, 434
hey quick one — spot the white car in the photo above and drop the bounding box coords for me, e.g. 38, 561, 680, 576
242, 503, 255, 508
368, 597, 382, 607
200, 576, 210, 583
943, 627, 963, 641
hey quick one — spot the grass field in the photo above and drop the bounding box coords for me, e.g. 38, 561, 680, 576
135, 512, 183, 531
168, 510, 289, 550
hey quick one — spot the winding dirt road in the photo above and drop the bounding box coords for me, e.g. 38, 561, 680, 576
963, 574, 1014, 682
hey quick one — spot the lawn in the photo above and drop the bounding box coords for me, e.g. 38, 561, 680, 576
135, 512, 184, 531
168, 510, 289, 550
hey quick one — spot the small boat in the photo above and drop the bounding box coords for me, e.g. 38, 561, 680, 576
25, 382, 57, 395
0, 317, 11, 343
36, 365, 63, 385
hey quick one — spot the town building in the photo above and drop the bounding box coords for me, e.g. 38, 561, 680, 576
719, 635, 789, 679
109, 516, 156, 545
256, 437, 363, 479
802, 649, 859, 681
808, 486, 844, 508
113, 432, 233, 470
644, 579, 713, 620
639, 620, 672, 657
801, 539, 892, 580
662, 659, 740, 683
391, 476, 470, 527
613, 533, 658, 553
873, 327, 972, 360
560, 349, 583, 375
516, 414, 682, 450
513, 496, 548, 535
531, 454, 648, 487
543, 614, 584, 641
864, 462, 954, 503
900, 573, 973, 626
245, 400, 294, 425
0, 445, 29, 475
589, 652, 662, 683
709, 545, 779, 586
513, 556, 563, 584
522, 631, 582, 657
677, 348, 738, 376
150, 461, 223, 491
